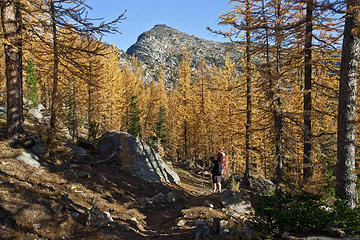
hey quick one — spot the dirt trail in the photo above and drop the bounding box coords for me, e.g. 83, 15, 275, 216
0, 133, 222, 240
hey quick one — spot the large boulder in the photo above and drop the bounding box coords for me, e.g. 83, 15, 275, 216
28, 103, 46, 122
97, 131, 180, 183
16, 150, 41, 168
220, 189, 254, 218
248, 177, 275, 195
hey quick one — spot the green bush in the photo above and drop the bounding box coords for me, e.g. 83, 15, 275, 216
251, 191, 333, 236
333, 200, 360, 237
229, 175, 239, 190
251, 190, 360, 237
25, 59, 40, 107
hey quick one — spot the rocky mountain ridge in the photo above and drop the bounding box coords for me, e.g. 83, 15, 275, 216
126, 24, 243, 85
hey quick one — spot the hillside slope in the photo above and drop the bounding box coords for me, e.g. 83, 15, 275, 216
0, 116, 233, 239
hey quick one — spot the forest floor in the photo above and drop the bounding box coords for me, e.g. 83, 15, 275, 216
0, 119, 241, 240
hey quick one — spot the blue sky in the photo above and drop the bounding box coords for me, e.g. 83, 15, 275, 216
85, 0, 232, 51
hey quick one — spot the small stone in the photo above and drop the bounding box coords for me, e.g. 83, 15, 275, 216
33, 223, 41, 230
203, 200, 213, 208
177, 219, 186, 227
281, 232, 291, 239
166, 191, 176, 202
152, 192, 165, 203
220, 220, 229, 226
103, 211, 114, 223
327, 227, 345, 238
71, 212, 79, 218
144, 197, 153, 205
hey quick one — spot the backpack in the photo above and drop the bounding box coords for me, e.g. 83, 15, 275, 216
218, 152, 228, 175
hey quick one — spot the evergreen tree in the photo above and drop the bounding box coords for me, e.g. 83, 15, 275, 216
24, 59, 39, 107
127, 94, 141, 138
152, 106, 167, 146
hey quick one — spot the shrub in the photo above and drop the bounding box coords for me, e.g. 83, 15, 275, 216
252, 190, 360, 237
251, 190, 334, 236
333, 200, 360, 237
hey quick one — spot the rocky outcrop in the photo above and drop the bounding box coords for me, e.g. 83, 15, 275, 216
96, 131, 180, 183
126, 24, 242, 85
220, 189, 254, 219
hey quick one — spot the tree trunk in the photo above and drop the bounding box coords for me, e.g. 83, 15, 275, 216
336, 0, 359, 209
49, 0, 59, 138
243, 0, 252, 183
1, 0, 24, 138
87, 61, 93, 140
184, 119, 188, 161
303, 0, 313, 182
274, 1, 284, 183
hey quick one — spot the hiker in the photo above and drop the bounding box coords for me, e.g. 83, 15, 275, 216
210, 156, 222, 193
210, 152, 227, 193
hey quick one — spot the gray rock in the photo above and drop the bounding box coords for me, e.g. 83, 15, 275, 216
103, 211, 114, 223
219, 219, 229, 227
194, 220, 212, 240
65, 143, 89, 159
250, 177, 275, 195
30, 143, 49, 159
305, 237, 344, 240
244, 220, 257, 240
212, 218, 221, 235
85, 207, 108, 227
16, 150, 41, 168
152, 192, 165, 203
176, 219, 186, 227
0, 105, 6, 118
220, 189, 253, 217
71, 212, 80, 218
203, 200, 214, 208
33, 223, 41, 231
166, 191, 176, 202
23, 135, 40, 148
326, 227, 345, 238
97, 131, 180, 183
28, 104, 45, 122
281, 231, 292, 239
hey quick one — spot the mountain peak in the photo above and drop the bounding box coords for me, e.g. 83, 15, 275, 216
126, 25, 242, 84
